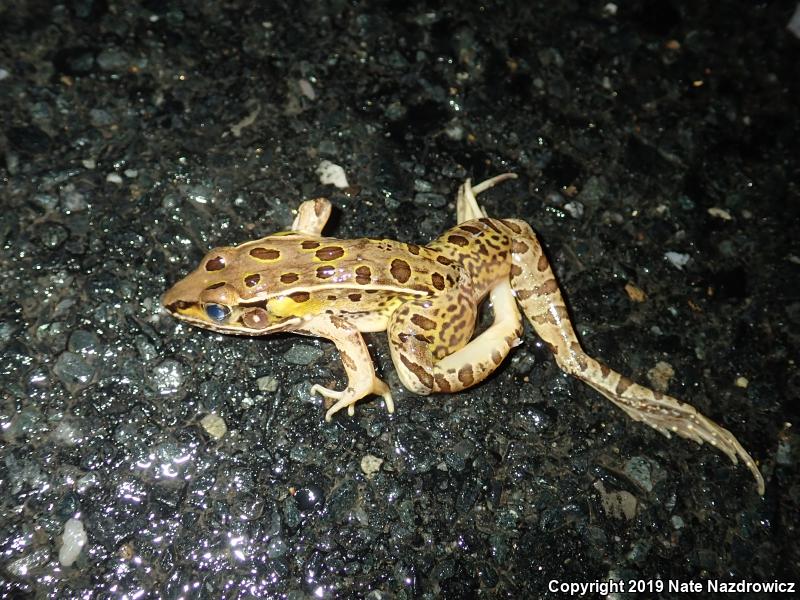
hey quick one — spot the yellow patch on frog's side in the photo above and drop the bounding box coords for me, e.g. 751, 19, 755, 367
268, 294, 322, 318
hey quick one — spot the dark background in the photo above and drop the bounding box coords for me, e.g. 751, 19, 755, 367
1, 1, 798, 597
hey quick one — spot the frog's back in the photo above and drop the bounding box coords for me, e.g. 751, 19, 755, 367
227, 234, 461, 300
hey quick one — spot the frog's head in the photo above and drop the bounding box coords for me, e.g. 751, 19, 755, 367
161, 246, 300, 335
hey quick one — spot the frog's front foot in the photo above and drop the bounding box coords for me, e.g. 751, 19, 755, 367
313, 378, 395, 421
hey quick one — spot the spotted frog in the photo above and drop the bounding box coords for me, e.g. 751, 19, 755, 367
162, 174, 764, 494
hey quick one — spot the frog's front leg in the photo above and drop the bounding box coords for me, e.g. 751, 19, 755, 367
505, 218, 765, 495
291, 198, 332, 235
388, 271, 523, 397
298, 315, 394, 421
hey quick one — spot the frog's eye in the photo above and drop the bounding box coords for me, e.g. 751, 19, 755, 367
205, 304, 230, 322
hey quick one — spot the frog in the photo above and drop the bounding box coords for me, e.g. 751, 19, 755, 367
162, 173, 764, 495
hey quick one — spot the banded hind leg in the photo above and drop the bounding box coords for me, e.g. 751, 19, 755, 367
388, 271, 523, 397
389, 174, 523, 396
506, 218, 764, 494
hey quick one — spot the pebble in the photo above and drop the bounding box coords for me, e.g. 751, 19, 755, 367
149, 359, 185, 395
96, 48, 131, 71
664, 251, 691, 270
31, 193, 58, 211
89, 108, 114, 127
266, 537, 288, 558
294, 483, 325, 512
624, 456, 654, 492
37, 223, 69, 249
360, 454, 384, 478
256, 375, 279, 392
316, 160, 349, 189
68, 329, 101, 355
59, 518, 87, 566
394, 424, 437, 474
53, 351, 95, 388
563, 200, 584, 219
284, 344, 324, 365
200, 414, 227, 440
593, 480, 637, 520
61, 188, 87, 212
413, 192, 447, 208
6, 548, 50, 577
646, 361, 674, 393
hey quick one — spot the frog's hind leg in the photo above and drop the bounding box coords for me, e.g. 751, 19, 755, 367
506, 218, 765, 495
291, 198, 332, 235
387, 271, 523, 397
456, 173, 518, 223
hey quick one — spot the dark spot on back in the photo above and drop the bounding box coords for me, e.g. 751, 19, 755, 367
436, 256, 454, 266
348, 293, 362, 302
407, 243, 421, 255
316, 246, 345, 261
205, 256, 225, 271
448, 234, 469, 247
501, 219, 523, 234
281, 273, 299, 284
250, 247, 280, 260
289, 291, 310, 303
206, 282, 225, 290
316, 265, 335, 279
460, 225, 482, 235
479, 218, 502, 234
301, 240, 320, 249
431, 273, 445, 290
390, 258, 412, 283
355, 265, 372, 285
244, 274, 261, 287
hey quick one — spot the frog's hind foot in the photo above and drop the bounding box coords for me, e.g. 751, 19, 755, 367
456, 173, 517, 223
315, 380, 395, 422
580, 372, 765, 495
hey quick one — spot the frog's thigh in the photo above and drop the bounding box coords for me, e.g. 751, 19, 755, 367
291, 198, 332, 235
299, 315, 394, 420
388, 280, 522, 395
507, 219, 764, 494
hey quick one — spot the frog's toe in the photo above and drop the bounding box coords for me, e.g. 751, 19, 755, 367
325, 395, 357, 421
310, 384, 343, 407
372, 378, 395, 414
